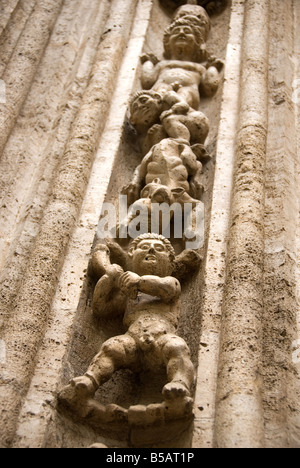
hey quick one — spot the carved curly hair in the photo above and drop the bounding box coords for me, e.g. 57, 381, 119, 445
163, 16, 210, 62
129, 233, 176, 261
130, 90, 162, 114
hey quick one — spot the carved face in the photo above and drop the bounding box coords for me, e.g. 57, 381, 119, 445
173, 5, 211, 39
168, 24, 199, 59
130, 94, 161, 128
141, 181, 172, 204
131, 239, 173, 277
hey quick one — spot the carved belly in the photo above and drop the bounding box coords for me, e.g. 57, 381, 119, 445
157, 68, 198, 86
146, 161, 189, 190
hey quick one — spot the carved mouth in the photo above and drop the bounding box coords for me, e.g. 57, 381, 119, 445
142, 108, 151, 116
145, 255, 157, 261
175, 36, 188, 43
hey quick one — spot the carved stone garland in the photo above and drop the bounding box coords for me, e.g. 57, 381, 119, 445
58, 4, 224, 446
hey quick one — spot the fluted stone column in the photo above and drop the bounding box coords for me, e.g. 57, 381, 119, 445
214, 0, 270, 448
0, 0, 64, 156
0, 0, 139, 447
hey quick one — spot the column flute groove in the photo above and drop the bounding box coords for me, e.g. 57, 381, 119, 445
0, 0, 64, 158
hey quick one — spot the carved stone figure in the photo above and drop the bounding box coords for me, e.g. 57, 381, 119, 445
141, 6, 223, 109
118, 178, 201, 244
160, 90, 210, 144
130, 89, 209, 154
122, 138, 205, 206
58, 235, 201, 428
58, 1, 224, 444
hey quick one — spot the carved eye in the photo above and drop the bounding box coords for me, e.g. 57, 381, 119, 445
140, 97, 149, 104
154, 244, 165, 252
140, 243, 150, 250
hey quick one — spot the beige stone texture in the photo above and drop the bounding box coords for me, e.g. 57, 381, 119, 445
0, 0, 299, 449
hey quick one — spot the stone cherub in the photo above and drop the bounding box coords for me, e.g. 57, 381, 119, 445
129, 89, 210, 155
59, 234, 201, 421
122, 137, 206, 207
141, 5, 224, 110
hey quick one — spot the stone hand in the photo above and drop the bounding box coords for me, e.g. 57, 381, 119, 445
140, 53, 159, 65
171, 102, 189, 115
119, 271, 141, 299
207, 57, 224, 72
106, 264, 124, 282
121, 183, 141, 206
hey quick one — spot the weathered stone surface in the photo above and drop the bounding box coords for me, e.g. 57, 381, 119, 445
0, 0, 299, 449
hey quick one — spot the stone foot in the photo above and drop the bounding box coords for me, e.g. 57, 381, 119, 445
162, 381, 190, 400
71, 375, 96, 398
191, 144, 211, 163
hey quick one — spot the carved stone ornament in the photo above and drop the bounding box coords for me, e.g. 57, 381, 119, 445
58, 236, 201, 443
58, 1, 224, 446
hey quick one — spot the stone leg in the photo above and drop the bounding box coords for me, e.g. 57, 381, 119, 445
189, 161, 204, 199
72, 334, 139, 398
158, 334, 195, 400
162, 112, 210, 146
162, 114, 191, 142
187, 111, 210, 145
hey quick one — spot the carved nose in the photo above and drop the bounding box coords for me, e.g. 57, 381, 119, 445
148, 247, 155, 254
143, 332, 153, 344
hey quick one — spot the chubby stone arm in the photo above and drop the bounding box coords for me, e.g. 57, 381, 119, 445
200, 64, 223, 97
92, 265, 125, 318
122, 166, 143, 206
89, 244, 112, 280
179, 144, 199, 175
139, 275, 181, 303
122, 151, 153, 205
140, 54, 160, 89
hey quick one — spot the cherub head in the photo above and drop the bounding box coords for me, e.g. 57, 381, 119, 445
173, 4, 211, 33
128, 233, 176, 277
130, 91, 163, 131
164, 8, 210, 62
96, 237, 202, 284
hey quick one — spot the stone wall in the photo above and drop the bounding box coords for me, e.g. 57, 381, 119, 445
0, 0, 299, 448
